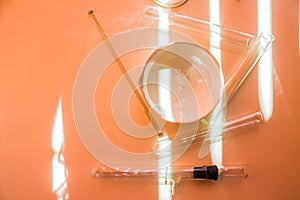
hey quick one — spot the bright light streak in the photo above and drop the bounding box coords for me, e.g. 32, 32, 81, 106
200, 0, 223, 167
209, 0, 221, 63
52, 99, 68, 200
157, 8, 172, 200
157, 138, 172, 198
158, 9, 170, 46
257, 0, 273, 121
159, 0, 171, 4
52, 100, 64, 152
158, 69, 175, 122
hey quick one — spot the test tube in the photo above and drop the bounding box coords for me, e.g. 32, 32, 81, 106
141, 6, 255, 49
153, 110, 264, 153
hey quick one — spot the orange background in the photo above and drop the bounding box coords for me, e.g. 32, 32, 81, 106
1, 0, 300, 199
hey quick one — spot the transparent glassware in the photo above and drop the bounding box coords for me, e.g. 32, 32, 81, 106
142, 42, 222, 124
91, 165, 248, 181
152, 0, 189, 8
140, 9, 274, 124
153, 110, 264, 154
137, 6, 274, 141
88, 7, 274, 155
91, 164, 247, 196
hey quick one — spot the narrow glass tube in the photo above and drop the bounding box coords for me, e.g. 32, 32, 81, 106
153, 110, 264, 153
142, 6, 255, 48
219, 165, 248, 179
91, 165, 247, 181
224, 32, 274, 103
88, 10, 165, 138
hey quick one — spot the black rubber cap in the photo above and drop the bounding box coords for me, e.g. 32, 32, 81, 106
193, 165, 218, 181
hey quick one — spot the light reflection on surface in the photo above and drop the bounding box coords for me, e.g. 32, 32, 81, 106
52, 99, 68, 200
157, 8, 172, 200
158, 69, 175, 122
257, 0, 273, 121
200, 0, 223, 167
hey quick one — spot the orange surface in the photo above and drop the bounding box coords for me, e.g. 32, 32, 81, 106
1, 0, 300, 200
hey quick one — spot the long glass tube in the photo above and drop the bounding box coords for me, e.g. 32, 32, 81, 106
141, 6, 255, 49
153, 110, 264, 153
91, 165, 248, 181
88, 10, 165, 137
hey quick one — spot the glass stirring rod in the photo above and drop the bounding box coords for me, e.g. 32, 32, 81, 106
88, 10, 165, 137
91, 165, 248, 181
